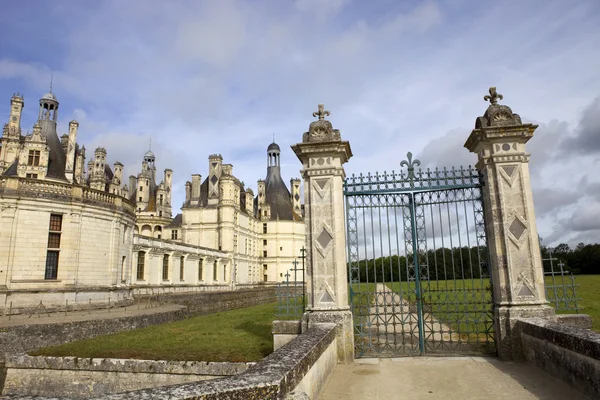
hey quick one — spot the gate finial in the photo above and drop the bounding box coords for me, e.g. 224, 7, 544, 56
400, 152, 421, 179
313, 104, 330, 120
484, 87, 503, 105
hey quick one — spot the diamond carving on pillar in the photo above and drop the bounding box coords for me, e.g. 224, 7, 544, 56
509, 217, 527, 240
317, 229, 332, 249
210, 175, 218, 185
294, 193, 300, 201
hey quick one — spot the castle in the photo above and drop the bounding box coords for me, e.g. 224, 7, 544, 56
0, 90, 305, 312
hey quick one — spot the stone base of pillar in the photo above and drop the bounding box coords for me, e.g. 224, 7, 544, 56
302, 309, 354, 363
495, 304, 555, 361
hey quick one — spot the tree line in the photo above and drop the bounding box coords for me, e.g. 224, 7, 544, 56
349, 246, 489, 283
541, 243, 600, 275
349, 242, 600, 283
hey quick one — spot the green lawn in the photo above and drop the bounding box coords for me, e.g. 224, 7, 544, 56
563, 274, 600, 331
31, 302, 277, 362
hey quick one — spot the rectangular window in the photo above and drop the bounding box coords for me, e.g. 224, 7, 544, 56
137, 251, 145, 280
138, 196, 142, 202
263, 250, 267, 258
263, 239, 267, 245
213, 260, 218, 281
223, 263, 227, 281
45, 251, 59, 280
45, 214, 62, 280
28, 150, 40, 166
159, 194, 164, 205
139, 186, 143, 192
180, 256, 185, 281
162, 254, 169, 280
49, 214, 62, 231
47, 232, 61, 248
26, 173, 38, 179
263, 223, 267, 233
198, 259, 203, 281
171, 230, 178, 240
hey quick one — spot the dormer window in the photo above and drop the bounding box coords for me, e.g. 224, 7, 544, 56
27, 150, 40, 166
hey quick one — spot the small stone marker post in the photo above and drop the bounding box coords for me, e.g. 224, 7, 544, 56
465, 87, 555, 360
292, 104, 354, 363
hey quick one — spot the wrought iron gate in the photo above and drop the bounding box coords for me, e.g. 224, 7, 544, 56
345, 153, 495, 357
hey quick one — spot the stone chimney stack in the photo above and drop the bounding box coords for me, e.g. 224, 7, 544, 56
191, 174, 201, 206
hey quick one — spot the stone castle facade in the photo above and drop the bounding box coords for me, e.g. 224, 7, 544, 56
0, 90, 305, 313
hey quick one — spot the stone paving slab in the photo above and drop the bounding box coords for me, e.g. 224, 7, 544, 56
321, 357, 591, 400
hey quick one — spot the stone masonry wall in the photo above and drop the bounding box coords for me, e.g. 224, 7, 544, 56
0, 287, 275, 360
2, 355, 253, 398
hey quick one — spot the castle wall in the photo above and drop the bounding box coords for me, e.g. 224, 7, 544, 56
0, 177, 136, 312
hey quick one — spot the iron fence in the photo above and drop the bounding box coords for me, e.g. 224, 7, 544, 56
275, 248, 306, 320
543, 250, 581, 312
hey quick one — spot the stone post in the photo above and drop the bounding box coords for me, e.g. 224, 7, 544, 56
465, 87, 554, 360
292, 104, 354, 363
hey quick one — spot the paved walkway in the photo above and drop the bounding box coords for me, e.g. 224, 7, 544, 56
321, 357, 590, 400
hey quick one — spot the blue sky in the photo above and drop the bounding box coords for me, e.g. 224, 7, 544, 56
1, 0, 599, 246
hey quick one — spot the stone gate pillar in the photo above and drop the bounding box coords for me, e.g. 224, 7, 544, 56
465, 87, 554, 360
292, 104, 354, 363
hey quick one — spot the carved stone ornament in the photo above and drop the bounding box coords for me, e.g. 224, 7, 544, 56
302, 104, 341, 143
475, 87, 523, 129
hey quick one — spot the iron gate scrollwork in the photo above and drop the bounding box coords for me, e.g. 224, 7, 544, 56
345, 152, 495, 357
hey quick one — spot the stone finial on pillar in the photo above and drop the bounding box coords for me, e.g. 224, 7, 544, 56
465, 87, 554, 360
292, 104, 354, 363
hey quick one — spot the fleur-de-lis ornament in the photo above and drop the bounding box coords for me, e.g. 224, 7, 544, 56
400, 152, 421, 180
484, 87, 503, 105
313, 104, 330, 120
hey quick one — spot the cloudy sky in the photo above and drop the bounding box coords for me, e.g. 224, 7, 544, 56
1, 0, 599, 247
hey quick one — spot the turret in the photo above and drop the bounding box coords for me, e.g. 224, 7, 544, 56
90, 147, 107, 191
0, 93, 25, 174
8, 93, 24, 133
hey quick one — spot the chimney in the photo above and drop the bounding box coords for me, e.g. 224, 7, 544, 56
191, 174, 201, 206
185, 181, 191, 204
128, 175, 137, 197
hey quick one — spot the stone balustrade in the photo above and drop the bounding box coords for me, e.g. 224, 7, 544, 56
0, 176, 135, 215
